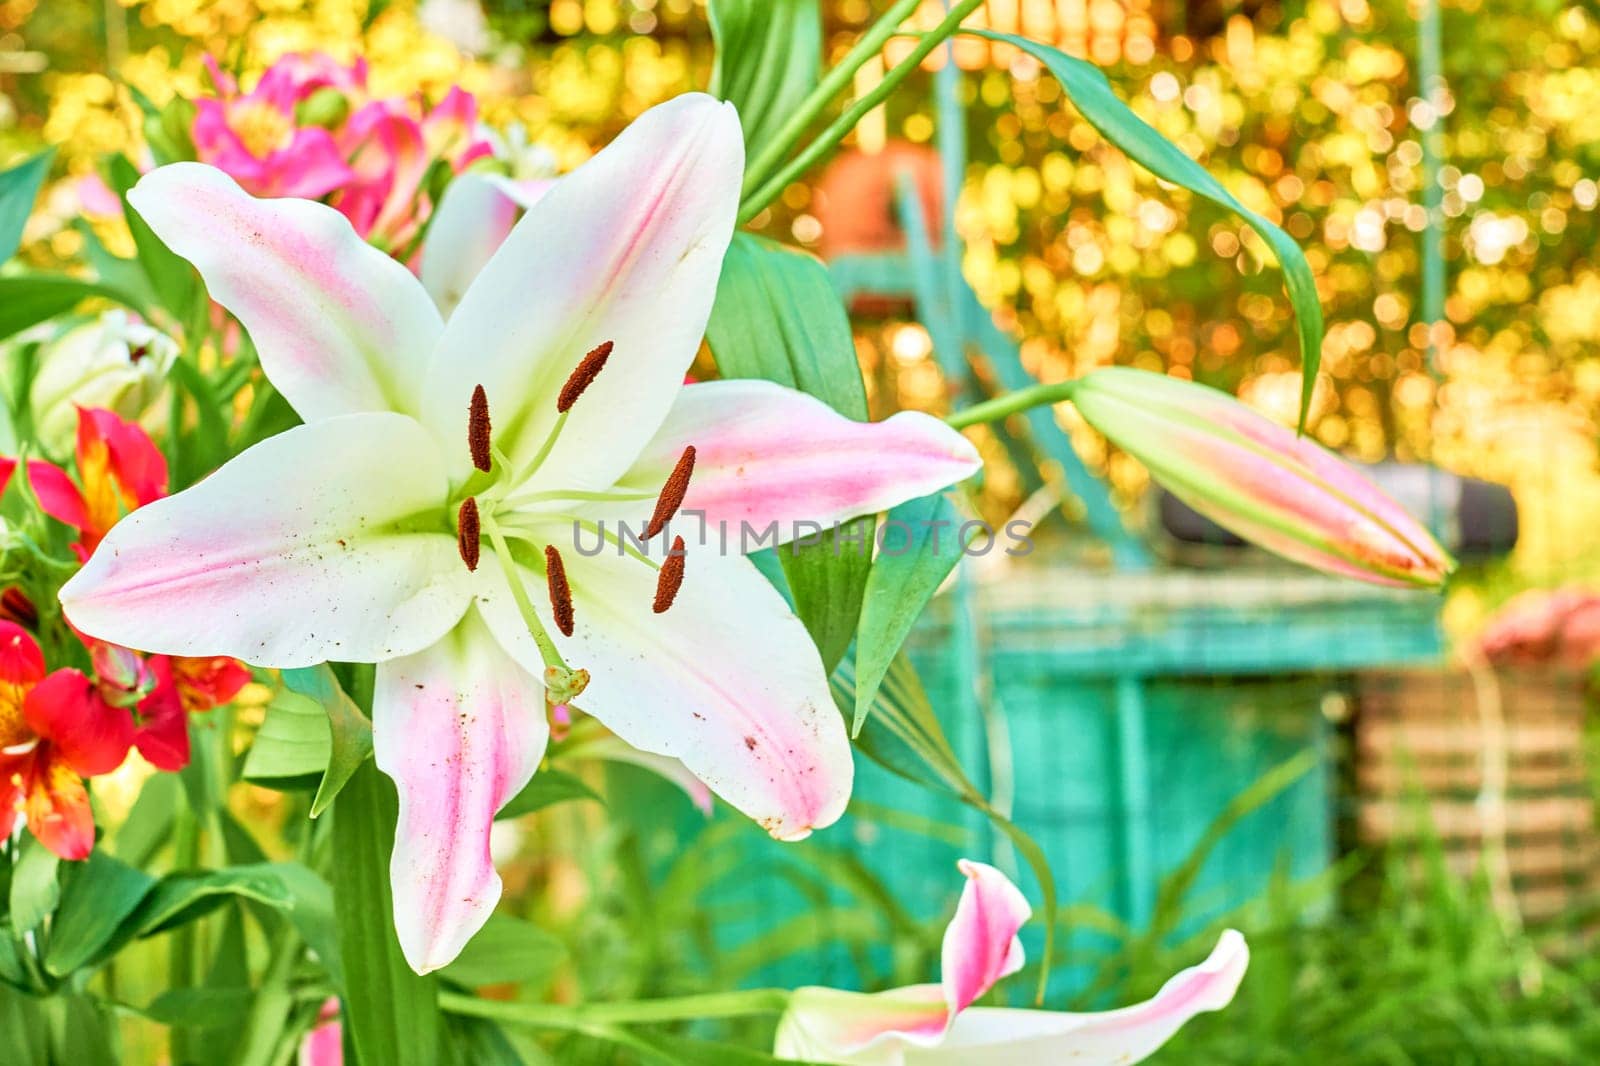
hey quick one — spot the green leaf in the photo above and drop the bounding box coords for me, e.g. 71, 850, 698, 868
283, 664, 375, 816
0, 983, 50, 1065
45, 849, 156, 976
0, 148, 53, 264
832, 654, 1060, 998
852, 493, 965, 735
242, 690, 329, 787
106, 154, 198, 320
708, 0, 822, 157
130, 864, 299, 939
973, 31, 1324, 430
137, 986, 255, 1027
8, 837, 60, 937
496, 769, 600, 821
0, 276, 141, 345
332, 759, 443, 1066
42, 994, 118, 1065
441, 914, 567, 991
706, 234, 873, 672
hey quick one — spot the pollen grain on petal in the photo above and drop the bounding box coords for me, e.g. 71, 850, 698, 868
545, 545, 575, 637
557, 341, 613, 413
653, 536, 686, 614
646, 445, 696, 539
468, 384, 493, 472
457, 498, 481, 571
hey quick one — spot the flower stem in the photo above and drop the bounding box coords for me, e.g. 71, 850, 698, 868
438, 988, 791, 1029
739, 0, 924, 202
944, 380, 1079, 431
738, 0, 987, 225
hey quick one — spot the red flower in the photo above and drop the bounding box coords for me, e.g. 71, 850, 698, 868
0, 622, 133, 860
24, 408, 167, 559
130, 654, 251, 771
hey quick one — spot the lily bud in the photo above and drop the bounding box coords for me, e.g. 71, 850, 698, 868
1070, 368, 1454, 588
295, 87, 351, 131
29, 310, 177, 457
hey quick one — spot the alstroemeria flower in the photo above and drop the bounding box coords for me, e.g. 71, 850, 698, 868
193, 55, 357, 200
775, 861, 1248, 1065
24, 407, 167, 559
61, 94, 982, 973
0, 622, 134, 859
1069, 367, 1455, 588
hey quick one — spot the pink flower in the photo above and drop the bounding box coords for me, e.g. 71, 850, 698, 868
192, 55, 357, 200
775, 860, 1248, 1065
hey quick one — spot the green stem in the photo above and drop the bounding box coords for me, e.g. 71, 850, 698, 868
944, 380, 1079, 431
739, 0, 986, 225
438, 988, 791, 1029
739, 0, 924, 202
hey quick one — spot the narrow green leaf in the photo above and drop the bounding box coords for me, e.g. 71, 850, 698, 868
137, 986, 255, 1027
43, 994, 118, 1065
973, 31, 1324, 430
708, 0, 822, 157
283, 664, 375, 816
0, 983, 50, 1065
8, 837, 60, 937
45, 849, 156, 976
242, 690, 329, 786
496, 769, 600, 821
706, 234, 874, 671
852, 493, 965, 734
441, 914, 567, 991
106, 153, 198, 320
0, 148, 54, 264
130, 864, 298, 939
0, 276, 141, 345
332, 759, 443, 1066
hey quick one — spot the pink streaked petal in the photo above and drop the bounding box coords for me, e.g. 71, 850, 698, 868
267, 128, 357, 200
940, 860, 1031, 1017
26, 459, 89, 532
127, 163, 441, 422
920, 931, 1249, 1065
476, 545, 852, 844
589, 380, 981, 544
60, 412, 472, 668
373, 608, 549, 974
420, 172, 523, 319
421, 93, 743, 489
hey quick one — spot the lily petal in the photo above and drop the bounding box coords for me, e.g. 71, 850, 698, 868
127, 163, 442, 421
478, 545, 851, 842
940, 859, 1031, 1017
420, 172, 523, 320
589, 380, 981, 544
423, 93, 743, 489
373, 608, 549, 974
61, 412, 472, 668
916, 931, 1249, 1065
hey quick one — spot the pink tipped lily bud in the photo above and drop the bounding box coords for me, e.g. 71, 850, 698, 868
1070, 368, 1455, 588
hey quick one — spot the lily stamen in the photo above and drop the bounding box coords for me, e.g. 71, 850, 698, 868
545, 545, 575, 636
653, 536, 686, 614
468, 384, 493, 472
457, 498, 481, 571
646, 445, 696, 539
558, 340, 613, 413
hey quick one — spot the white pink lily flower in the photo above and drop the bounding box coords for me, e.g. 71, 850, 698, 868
1070, 367, 1455, 588
59, 94, 981, 973
775, 860, 1248, 1065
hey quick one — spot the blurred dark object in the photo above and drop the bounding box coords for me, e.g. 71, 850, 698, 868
814, 143, 942, 316
1156, 462, 1517, 562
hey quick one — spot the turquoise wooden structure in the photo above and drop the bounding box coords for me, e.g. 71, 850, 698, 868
645, 50, 1448, 994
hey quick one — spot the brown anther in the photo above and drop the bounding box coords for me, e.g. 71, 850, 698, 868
646, 445, 696, 539
457, 498, 481, 571
653, 536, 686, 614
557, 341, 613, 413
545, 545, 574, 637
468, 384, 493, 472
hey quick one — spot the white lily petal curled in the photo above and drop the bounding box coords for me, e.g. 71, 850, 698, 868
61, 412, 472, 666
374, 608, 549, 974
129, 163, 442, 421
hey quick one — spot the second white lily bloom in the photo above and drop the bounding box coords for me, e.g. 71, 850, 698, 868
60, 95, 981, 973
